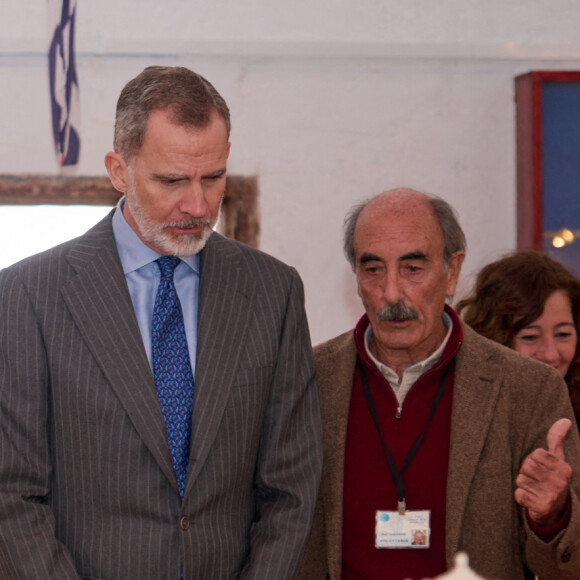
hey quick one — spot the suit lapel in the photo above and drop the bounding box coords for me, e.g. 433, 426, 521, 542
183, 234, 254, 495
445, 325, 502, 565
61, 216, 176, 486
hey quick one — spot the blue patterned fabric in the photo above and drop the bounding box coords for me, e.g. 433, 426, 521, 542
152, 256, 194, 498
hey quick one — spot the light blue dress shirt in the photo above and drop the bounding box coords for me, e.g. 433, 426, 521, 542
111, 199, 200, 377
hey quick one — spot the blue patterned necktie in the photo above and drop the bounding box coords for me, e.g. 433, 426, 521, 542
152, 256, 194, 498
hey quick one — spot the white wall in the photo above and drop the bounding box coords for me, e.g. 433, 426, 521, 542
3, 1, 580, 344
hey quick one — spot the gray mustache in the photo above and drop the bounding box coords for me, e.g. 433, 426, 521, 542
166, 218, 212, 228
377, 302, 419, 322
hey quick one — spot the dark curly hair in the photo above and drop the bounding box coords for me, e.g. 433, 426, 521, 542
456, 251, 580, 417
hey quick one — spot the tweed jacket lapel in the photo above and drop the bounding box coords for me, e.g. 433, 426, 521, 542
445, 323, 503, 566
60, 215, 176, 487
183, 233, 255, 496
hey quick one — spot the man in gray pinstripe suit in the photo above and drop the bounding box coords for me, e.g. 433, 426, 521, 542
0, 66, 322, 579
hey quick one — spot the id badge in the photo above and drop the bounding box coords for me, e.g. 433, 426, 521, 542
375, 510, 430, 549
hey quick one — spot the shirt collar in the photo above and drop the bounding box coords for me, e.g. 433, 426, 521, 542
364, 310, 453, 383
111, 196, 200, 275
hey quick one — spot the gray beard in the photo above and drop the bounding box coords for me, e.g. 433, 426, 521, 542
126, 182, 221, 256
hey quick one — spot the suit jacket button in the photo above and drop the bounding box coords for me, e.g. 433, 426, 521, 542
561, 548, 572, 563
179, 516, 190, 531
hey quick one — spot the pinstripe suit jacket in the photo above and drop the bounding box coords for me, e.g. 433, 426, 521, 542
299, 322, 580, 580
0, 214, 322, 580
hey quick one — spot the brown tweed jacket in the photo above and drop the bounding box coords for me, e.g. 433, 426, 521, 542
299, 321, 580, 580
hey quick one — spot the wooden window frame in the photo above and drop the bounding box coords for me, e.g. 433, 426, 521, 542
515, 70, 580, 250
0, 174, 259, 248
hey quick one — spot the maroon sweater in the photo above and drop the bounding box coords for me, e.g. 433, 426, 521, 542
342, 307, 463, 580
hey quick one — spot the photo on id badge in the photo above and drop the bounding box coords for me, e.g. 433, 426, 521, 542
411, 529, 427, 546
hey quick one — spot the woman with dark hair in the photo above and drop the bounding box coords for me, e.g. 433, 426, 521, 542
457, 251, 580, 430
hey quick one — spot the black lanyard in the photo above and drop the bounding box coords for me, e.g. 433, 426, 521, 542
356, 356, 450, 515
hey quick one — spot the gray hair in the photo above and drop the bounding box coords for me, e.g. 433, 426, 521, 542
114, 66, 231, 160
343, 191, 466, 271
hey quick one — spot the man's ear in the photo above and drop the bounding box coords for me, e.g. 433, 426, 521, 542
445, 251, 465, 297
104, 151, 129, 193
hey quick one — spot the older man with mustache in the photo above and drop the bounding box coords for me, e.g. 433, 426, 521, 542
299, 188, 580, 580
